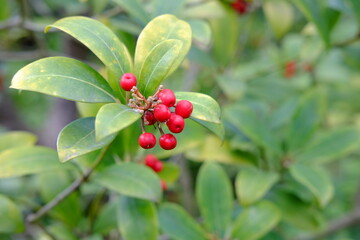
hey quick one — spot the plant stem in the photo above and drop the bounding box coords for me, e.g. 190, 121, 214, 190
26, 146, 109, 223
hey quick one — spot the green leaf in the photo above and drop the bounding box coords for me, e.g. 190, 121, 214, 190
289, 163, 334, 207
231, 201, 281, 240
191, 118, 225, 141
349, 0, 360, 23
263, 0, 294, 39
196, 163, 232, 237
0, 131, 37, 152
0, 195, 24, 233
188, 20, 212, 47
46, 16, 132, 102
291, 0, 340, 47
210, 6, 239, 66
175, 92, 221, 124
11, 57, 117, 103
183, 1, 225, 19
158, 203, 208, 240
0, 146, 67, 178
94, 201, 117, 234
286, 90, 323, 152
93, 163, 162, 201
136, 39, 183, 97
37, 171, 82, 226
95, 103, 141, 141
296, 127, 360, 164
152, 0, 186, 17
117, 196, 158, 240
157, 163, 180, 184
112, 0, 150, 25
57, 117, 115, 163
236, 167, 279, 206
224, 105, 281, 155
134, 14, 192, 97
273, 191, 324, 231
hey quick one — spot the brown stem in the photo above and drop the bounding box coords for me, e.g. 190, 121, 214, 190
141, 117, 146, 133
26, 146, 109, 223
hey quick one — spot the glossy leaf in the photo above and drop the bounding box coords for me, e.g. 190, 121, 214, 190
273, 191, 324, 231
224, 105, 281, 155
349, 0, 360, 23
157, 163, 180, 184
188, 20, 212, 47
112, 0, 150, 25
231, 201, 281, 240
0, 195, 24, 233
196, 163, 232, 237
0, 131, 37, 152
175, 92, 221, 124
0, 146, 66, 178
289, 163, 334, 207
134, 14, 192, 96
296, 127, 360, 164
292, 0, 340, 47
95, 103, 141, 141
57, 117, 115, 162
11, 57, 117, 103
136, 39, 183, 97
93, 163, 162, 201
191, 118, 225, 141
158, 203, 208, 240
46, 16, 132, 101
286, 90, 323, 152
236, 167, 279, 206
37, 171, 81, 226
263, 0, 294, 39
117, 196, 158, 240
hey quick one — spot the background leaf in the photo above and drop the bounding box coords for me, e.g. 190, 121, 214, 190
236, 167, 279, 206
134, 14, 192, 96
289, 163, 334, 207
11, 57, 117, 103
224, 105, 281, 155
117, 196, 158, 240
95, 103, 141, 141
158, 203, 208, 240
0, 146, 67, 178
296, 127, 360, 164
231, 201, 281, 240
0, 195, 24, 233
112, 0, 150, 26
175, 92, 221, 124
93, 163, 162, 201
37, 171, 82, 226
0, 131, 37, 152
46, 16, 132, 102
57, 117, 115, 162
196, 163, 233, 237
157, 163, 180, 184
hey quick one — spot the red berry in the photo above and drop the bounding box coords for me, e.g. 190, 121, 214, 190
158, 89, 176, 107
120, 73, 137, 91
144, 111, 157, 125
154, 104, 171, 122
159, 134, 177, 150
284, 61, 296, 78
145, 154, 158, 168
166, 113, 185, 133
153, 161, 163, 172
232, 0, 249, 14
175, 100, 193, 119
161, 180, 167, 191
138, 133, 156, 149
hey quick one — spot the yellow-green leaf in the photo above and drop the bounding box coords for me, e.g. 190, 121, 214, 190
11, 57, 118, 103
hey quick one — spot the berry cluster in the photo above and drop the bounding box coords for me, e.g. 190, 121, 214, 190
231, 0, 250, 15
144, 154, 166, 190
120, 73, 193, 150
